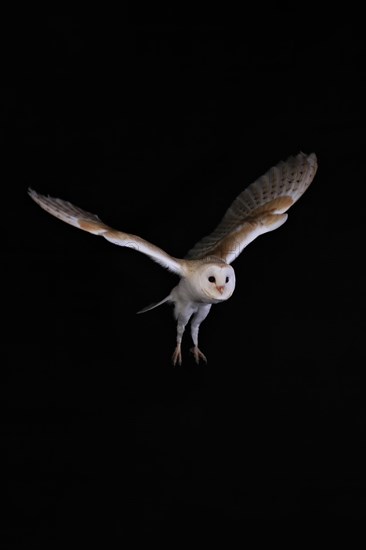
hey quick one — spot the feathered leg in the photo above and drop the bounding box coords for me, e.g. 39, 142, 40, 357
190, 304, 211, 364
171, 307, 193, 366
172, 319, 186, 366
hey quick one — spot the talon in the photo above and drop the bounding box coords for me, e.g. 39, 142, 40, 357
172, 345, 182, 367
190, 346, 207, 365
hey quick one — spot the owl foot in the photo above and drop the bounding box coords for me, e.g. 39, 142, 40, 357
172, 345, 182, 367
190, 346, 207, 365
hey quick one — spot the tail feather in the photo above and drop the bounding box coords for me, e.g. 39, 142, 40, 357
137, 295, 171, 314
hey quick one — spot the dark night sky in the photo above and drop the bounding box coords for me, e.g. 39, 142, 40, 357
5, 10, 366, 539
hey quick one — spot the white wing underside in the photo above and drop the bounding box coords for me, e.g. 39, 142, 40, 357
186, 152, 317, 263
28, 189, 185, 276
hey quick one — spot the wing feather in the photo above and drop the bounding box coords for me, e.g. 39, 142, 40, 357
186, 152, 317, 263
28, 189, 186, 276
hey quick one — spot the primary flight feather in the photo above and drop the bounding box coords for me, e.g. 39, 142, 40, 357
29, 151, 317, 365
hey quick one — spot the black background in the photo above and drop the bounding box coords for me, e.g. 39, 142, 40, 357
5, 8, 366, 540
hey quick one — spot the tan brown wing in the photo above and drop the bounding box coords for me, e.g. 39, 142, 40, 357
186, 152, 317, 264
28, 189, 186, 276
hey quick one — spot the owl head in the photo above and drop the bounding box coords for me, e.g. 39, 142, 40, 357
191, 260, 236, 303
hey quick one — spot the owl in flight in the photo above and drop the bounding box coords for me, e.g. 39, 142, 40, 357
29, 152, 317, 365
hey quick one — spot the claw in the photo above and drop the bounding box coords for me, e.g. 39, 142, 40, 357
172, 345, 182, 367
190, 346, 207, 365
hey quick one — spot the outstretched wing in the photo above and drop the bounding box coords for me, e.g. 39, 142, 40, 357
186, 152, 317, 264
28, 189, 186, 276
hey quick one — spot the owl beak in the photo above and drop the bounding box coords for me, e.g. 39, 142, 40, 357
216, 285, 225, 294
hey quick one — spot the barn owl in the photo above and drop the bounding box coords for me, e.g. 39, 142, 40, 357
29, 152, 317, 365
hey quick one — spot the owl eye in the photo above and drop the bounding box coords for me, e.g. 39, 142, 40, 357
225, 276, 229, 283
208, 276, 216, 283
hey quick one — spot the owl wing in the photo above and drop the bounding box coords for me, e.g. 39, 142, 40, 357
28, 189, 186, 276
186, 152, 317, 264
